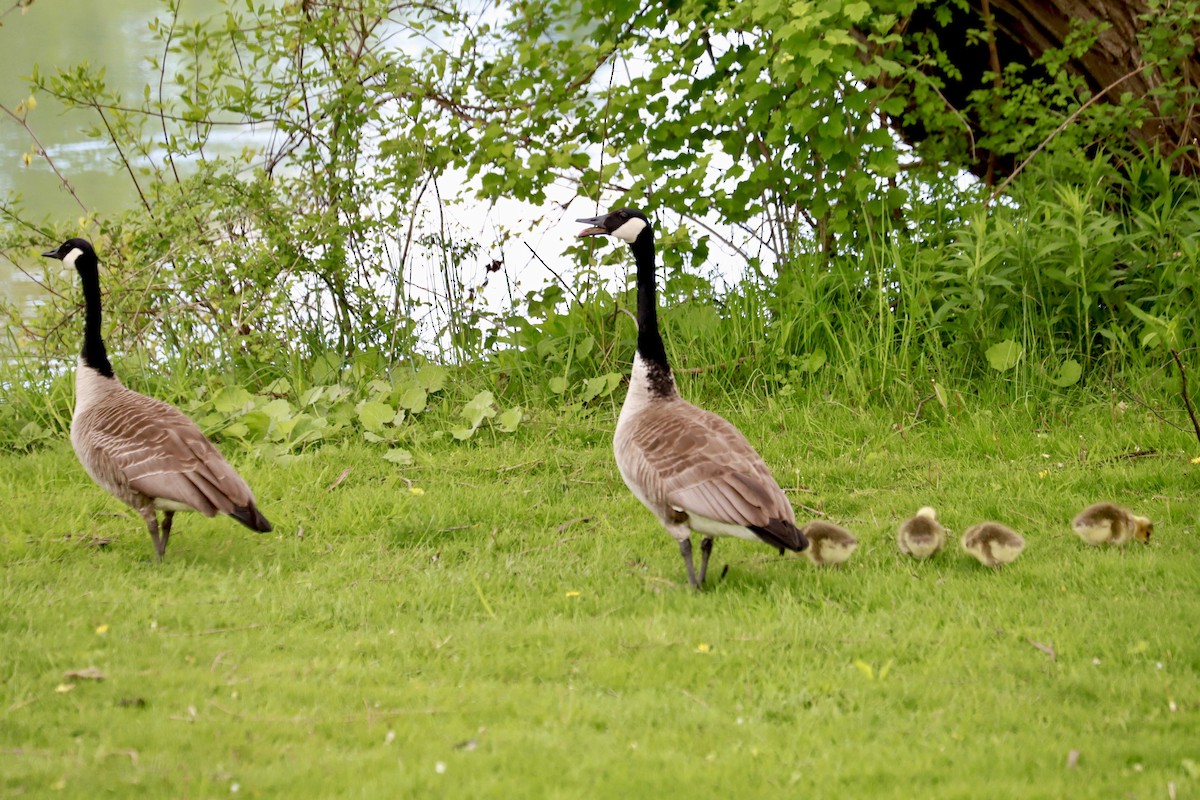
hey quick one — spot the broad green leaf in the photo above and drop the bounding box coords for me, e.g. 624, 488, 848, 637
263, 377, 291, 395
213, 386, 254, 414
497, 406, 523, 432
1050, 359, 1082, 387
242, 410, 271, 439
261, 398, 293, 422
461, 391, 496, 428
222, 422, 249, 439
450, 426, 476, 441
549, 376, 569, 394
985, 340, 1023, 371
799, 349, 826, 373
417, 364, 447, 392
383, 448, 413, 465
399, 386, 428, 413
844, 0, 870, 22
357, 400, 396, 432
581, 375, 609, 402
310, 351, 343, 385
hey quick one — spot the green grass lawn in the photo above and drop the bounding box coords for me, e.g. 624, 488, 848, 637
2, 400, 1199, 798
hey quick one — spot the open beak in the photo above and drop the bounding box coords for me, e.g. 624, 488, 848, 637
576, 214, 608, 238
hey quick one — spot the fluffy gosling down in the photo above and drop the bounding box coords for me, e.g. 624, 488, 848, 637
897, 506, 946, 560
1071, 502, 1153, 547
800, 521, 858, 566
577, 209, 809, 588
961, 522, 1025, 568
44, 238, 272, 560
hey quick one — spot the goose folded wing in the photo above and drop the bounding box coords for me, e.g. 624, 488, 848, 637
667, 468, 779, 527
90, 402, 254, 515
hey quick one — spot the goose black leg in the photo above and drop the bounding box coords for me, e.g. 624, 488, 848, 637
161, 511, 175, 557
678, 538, 700, 588
141, 509, 165, 562
697, 536, 715, 586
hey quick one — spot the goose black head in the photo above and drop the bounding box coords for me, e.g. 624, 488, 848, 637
576, 208, 651, 244
42, 238, 97, 271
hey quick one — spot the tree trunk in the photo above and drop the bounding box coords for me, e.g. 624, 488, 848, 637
886, 0, 1200, 178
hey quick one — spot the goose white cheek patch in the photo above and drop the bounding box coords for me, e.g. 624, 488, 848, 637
612, 217, 648, 243
63, 247, 85, 267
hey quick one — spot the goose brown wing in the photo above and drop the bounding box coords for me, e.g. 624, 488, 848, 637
84, 389, 258, 516
623, 401, 796, 529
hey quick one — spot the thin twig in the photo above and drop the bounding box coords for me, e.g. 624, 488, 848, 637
523, 242, 580, 304
1170, 349, 1200, 447
0, 103, 88, 214
988, 65, 1146, 206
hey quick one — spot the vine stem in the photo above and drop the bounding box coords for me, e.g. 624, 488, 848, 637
1170, 349, 1200, 448
987, 64, 1145, 207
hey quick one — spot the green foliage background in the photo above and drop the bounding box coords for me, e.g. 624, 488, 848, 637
2, 0, 1199, 451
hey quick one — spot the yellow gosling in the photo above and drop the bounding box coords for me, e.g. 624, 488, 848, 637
961, 522, 1025, 568
898, 506, 946, 560
1072, 502, 1153, 547
800, 521, 858, 566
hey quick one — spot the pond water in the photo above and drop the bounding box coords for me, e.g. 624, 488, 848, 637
0, 0, 238, 302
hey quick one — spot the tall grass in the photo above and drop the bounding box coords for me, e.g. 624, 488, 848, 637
4, 151, 1199, 449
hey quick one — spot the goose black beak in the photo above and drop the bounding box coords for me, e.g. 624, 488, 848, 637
41, 247, 62, 259
576, 214, 608, 238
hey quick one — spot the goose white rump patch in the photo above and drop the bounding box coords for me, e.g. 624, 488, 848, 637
683, 511, 762, 542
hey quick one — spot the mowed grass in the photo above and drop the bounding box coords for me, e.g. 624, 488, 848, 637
2, 399, 1199, 798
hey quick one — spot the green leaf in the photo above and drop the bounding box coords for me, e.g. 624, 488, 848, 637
222, 422, 249, 439
398, 386, 428, 414
799, 349, 826, 373
357, 400, 396, 432
497, 406, 523, 433
985, 340, 1023, 371
417, 364, 447, 392
548, 376, 569, 394
581, 375, 609, 402
1050, 359, 1082, 387
932, 381, 948, 411
261, 398, 293, 422
461, 390, 497, 428
450, 426, 476, 441
844, 0, 870, 22
213, 386, 254, 414
310, 351, 343, 385
383, 448, 413, 465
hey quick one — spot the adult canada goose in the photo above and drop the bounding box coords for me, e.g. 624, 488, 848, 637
960, 522, 1025, 568
1072, 502, 1152, 546
43, 238, 272, 560
799, 520, 857, 566
897, 506, 946, 559
576, 208, 808, 588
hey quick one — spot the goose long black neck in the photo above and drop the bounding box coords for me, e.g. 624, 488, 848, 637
630, 229, 675, 398
77, 257, 114, 379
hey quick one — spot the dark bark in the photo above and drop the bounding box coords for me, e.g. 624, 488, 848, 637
881, 0, 1200, 179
